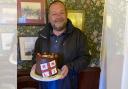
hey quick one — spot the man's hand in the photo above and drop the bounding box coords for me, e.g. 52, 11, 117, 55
60, 65, 68, 79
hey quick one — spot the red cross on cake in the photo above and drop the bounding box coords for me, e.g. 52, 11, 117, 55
35, 52, 58, 77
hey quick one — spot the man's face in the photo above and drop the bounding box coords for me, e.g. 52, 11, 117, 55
48, 2, 67, 31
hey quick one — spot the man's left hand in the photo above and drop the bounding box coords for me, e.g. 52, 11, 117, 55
60, 65, 68, 79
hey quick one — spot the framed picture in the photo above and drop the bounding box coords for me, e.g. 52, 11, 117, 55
0, 33, 15, 57
67, 10, 85, 30
0, 33, 15, 51
19, 37, 38, 60
17, 0, 46, 25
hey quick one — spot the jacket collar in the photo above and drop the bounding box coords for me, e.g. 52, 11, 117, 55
39, 19, 74, 38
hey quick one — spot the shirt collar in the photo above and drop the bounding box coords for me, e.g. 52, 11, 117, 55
50, 29, 66, 37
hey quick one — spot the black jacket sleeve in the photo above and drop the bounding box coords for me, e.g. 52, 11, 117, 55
66, 32, 91, 72
32, 38, 42, 64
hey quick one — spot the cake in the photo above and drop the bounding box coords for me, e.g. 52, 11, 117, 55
35, 52, 58, 77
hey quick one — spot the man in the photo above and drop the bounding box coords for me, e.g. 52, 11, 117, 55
32, 1, 90, 89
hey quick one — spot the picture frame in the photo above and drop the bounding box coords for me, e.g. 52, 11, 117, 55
67, 10, 85, 30
0, 33, 15, 51
17, 0, 46, 25
19, 37, 38, 60
0, 33, 15, 57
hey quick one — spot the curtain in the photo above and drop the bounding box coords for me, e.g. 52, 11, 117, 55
99, 0, 128, 89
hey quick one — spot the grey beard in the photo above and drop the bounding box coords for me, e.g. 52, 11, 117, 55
52, 24, 66, 31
